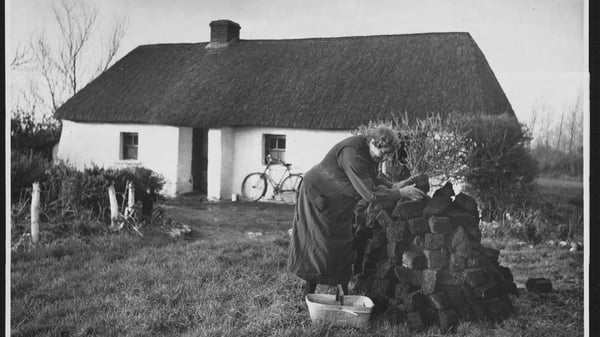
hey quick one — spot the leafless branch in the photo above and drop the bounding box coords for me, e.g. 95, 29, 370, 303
96, 15, 129, 75
10, 43, 33, 69
53, 0, 98, 95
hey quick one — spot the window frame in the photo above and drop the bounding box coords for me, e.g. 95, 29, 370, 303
121, 132, 139, 160
263, 134, 286, 164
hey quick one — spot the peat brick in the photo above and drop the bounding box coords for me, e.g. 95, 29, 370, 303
366, 212, 379, 229
440, 285, 467, 308
376, 209, 394, 229
453, 192, 479, 217
464, 268, 487, 287
463, 224, 483, 244
362, 259, 377, 275
423, 196, 452, 216
426, 292, 451, 310
424, 233, 446, 250
466, 252, 494, 269
439, 270, 466, 286
498, 293, 515, 313
351, 274, 374, 295
455, 303, 475, 322
406, 311, 426, 331
413, 234, 425, 247
422, 306, 439, 326
386, 220, 407, 242
370, 279, 395, 304
408, 174, 430, 193
433, 182, 455, 198
423, 249, 449, 269
507, 282, 519, 296
525, 278, 553, 293
474, 281, 502, 299
411, 269, 424, 286
366, 230, 387, 253
409, 217, 430, 235
428, 216, 456, 234
402, 250, 427, 270
394, 265, 413, 284
483, 297, 511, 322
447, 211, 479, 230
395, 281, 413, 301
375, 260, 395, 279
449, 254, 467, 272
498, 265, 515, 283
393, 200, 427, 219
479, 247, 501, 264
387, 242, 405, 265
465, 297, 489, 322
449, 226, 473, 257
421, 269, 440, 295
383, 303, 404, 326
439, 309, 459, 334
404, 291, 427, 311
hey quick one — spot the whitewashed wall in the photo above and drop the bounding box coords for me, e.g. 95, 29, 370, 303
56, 120, 193, 196
57, 121, 354, 200
207, 127, 353, 200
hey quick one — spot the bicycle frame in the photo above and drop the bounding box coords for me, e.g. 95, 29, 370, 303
261, 160, 294, 193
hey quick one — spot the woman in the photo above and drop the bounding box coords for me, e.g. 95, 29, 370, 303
287, 127, 426, 297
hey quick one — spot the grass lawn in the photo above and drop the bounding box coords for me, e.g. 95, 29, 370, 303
10, 181, 585, 336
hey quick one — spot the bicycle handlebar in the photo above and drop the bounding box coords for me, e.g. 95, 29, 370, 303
266, 155, 290, 167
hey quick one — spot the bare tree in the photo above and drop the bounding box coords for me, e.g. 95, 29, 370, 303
52, 0, 98, 96
566, 95, 583, 154
28, 0, 128, 115
10, 43, 33, 69
556, 111, 565, 151
96, 15, 129, 74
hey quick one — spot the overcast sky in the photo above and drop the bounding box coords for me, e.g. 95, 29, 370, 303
7, 0, 588, 133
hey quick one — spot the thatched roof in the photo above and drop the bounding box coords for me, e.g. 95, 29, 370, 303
54, 32, 514, 129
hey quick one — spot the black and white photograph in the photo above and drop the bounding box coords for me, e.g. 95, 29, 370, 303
7, 0, 588, 336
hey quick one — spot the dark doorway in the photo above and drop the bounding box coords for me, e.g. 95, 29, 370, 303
192, 128, 208, 194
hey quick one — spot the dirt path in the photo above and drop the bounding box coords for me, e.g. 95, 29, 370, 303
162, 194, 295, 235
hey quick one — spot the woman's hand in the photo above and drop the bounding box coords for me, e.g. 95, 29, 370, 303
392, 178, 411, 189
399, 184, 427, 201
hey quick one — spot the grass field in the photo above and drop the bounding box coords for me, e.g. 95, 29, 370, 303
10, 180, 585, 336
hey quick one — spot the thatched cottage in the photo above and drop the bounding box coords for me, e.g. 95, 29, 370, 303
54, 20, 514, 199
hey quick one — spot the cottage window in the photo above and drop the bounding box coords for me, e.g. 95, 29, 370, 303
264, 134, 286, 164
121, 132, 138, 160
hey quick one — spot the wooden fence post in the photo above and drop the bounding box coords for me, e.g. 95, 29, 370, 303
125, 181, 135, 217
108, 185, 120, 228
31, 182, 41, 244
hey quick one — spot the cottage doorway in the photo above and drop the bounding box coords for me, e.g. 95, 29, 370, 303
192, 128, 208, 194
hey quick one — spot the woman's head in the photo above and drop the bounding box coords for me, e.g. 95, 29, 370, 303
365, 127, 400, 162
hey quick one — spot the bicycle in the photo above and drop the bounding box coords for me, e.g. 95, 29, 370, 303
241, 155, 304, 204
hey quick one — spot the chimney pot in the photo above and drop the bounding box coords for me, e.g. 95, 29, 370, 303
208, 20, 241, 48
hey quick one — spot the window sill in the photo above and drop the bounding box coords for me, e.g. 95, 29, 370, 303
115, 160, 142, 167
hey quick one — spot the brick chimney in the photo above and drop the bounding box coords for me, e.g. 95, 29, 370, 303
207, 20, 241, 49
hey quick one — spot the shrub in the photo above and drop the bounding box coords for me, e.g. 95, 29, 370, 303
357, 112, 538, 222
11, 108, 61, 160
12, 161, 166, 223
531, 144, 583, 178
456, 113, 538, 221
10, 150, 52, 202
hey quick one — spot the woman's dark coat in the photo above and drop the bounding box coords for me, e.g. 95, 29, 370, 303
287, 135, 402, 284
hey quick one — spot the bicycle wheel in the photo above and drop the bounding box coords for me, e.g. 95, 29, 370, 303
241, 173, 267, 201
279, 174, 303, 204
